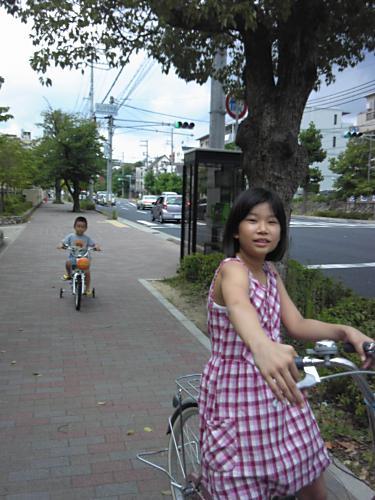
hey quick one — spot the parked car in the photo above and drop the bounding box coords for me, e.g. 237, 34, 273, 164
136, 194, 158, 210
95, 191, 116, 206
151, 194, 182, 223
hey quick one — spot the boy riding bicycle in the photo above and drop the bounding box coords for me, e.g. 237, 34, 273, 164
57, 216, 101, 296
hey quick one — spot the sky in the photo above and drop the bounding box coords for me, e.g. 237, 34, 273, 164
0, 11, 374, 165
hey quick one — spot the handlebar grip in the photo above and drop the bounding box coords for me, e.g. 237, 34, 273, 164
294, 356, 305, 369
344, 341, 375, 356
343, 342, 355, 353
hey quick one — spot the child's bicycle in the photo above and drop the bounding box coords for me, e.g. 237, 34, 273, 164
137, 340, 375, 500
59, 245, 96, 311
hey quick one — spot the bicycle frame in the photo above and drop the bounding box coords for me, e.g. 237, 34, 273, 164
59, 245, 94, 310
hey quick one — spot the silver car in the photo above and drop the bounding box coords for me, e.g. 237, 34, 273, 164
151, 194, 182, 223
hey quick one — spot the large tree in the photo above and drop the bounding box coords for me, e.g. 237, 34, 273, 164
36, 110, 105, 211
6, 1, 375, 211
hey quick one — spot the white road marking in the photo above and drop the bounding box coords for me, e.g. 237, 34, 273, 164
307, 263, 375, 269
291, 221, 375, 228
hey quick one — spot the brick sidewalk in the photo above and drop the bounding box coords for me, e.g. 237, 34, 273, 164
0, 203, 373, 500
0, 203, 208, 499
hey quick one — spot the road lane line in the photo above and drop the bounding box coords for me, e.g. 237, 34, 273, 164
307, 263, 375, 269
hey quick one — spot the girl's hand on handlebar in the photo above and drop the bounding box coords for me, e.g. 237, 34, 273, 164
93, 244, 101, 251
342, 326, 374, 369
252, 340, 305, 407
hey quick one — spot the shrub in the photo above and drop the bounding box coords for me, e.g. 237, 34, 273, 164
80, 199, 95, 210
313, 209, 373, 220
286, 260, 353, 317
1, 194, 32, 216
179, 252, 224, 289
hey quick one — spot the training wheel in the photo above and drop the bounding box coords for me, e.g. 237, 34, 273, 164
92, 288, 95, 298
59, 288, 63, 298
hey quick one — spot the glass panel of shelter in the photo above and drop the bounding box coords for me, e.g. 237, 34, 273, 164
181, 149, 244, 259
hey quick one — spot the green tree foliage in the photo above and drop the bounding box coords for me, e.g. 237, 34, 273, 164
0, 135, 36, 212
144, 169, 156, 194
7, 1, 375, 211
330, 138, 375, 200
155, 172, 182, 195
299, 122, 326, 194
0, 106, 13, 122
0, 76, 13, 122
35, 110, 105, 211
144, 170, 182, 195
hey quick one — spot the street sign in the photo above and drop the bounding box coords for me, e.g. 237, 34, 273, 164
95, 103, 118, 116
225, 95, 248, 119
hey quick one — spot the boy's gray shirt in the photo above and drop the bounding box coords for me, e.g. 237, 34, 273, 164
62, 233, 95, 253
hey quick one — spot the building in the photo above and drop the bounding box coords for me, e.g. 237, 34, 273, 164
198, 108, 349, 191
356, 93, 375, 134
135, 155, 177, 195
301, 107, 349, 191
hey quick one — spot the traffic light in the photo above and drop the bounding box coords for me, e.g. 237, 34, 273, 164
175, 121, 195, 129
344, 127, 363, 138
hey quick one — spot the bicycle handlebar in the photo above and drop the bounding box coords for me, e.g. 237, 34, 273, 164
295, 341, 375, 370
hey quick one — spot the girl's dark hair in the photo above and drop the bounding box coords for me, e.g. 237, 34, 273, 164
74, 216, 88, 228
222, 188, 287, 261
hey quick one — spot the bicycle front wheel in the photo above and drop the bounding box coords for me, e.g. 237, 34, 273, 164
75, 275, 82, 311
168, 404, 201, 500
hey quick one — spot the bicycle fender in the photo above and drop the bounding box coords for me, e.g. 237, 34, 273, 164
166, 399, 198, 435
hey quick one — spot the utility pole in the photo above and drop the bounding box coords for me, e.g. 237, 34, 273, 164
209, 49, 226, 148
88, 61, 95, 201
89, 61, 95, 119
170, 128, 174, 164
140, 139, 149, 195
106, 97, 115, 204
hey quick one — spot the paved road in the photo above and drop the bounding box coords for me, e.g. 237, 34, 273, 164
104, 200, 375, 298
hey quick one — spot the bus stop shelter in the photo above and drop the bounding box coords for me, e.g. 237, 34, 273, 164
180, 148, 245, 259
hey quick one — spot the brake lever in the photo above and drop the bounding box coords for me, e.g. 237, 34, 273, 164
297, 366, 321, 390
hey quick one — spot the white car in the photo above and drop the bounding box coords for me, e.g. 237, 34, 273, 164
136, 195, 158, 210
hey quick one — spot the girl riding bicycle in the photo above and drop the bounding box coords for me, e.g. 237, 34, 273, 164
199, 188, 373, 500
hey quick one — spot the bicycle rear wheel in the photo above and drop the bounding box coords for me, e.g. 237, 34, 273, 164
168, 404, 201, 500
75, 275, 82, 311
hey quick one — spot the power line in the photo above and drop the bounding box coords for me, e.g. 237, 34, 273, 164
307, 80, 375, 104
121, 103, 209, 123
116, 59, 155, 110
101, 65, 126, 104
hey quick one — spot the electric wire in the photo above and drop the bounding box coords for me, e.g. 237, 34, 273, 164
101, 65, 126, 104
116, 59, 155, 110
122, 103, 209, 123
308, 80, 375, 104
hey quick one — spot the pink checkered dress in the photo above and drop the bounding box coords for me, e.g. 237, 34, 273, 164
199, 257, 330, 499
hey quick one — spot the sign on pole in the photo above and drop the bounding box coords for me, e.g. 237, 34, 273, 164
95, 103, 118, 116
225, 95, 248, 119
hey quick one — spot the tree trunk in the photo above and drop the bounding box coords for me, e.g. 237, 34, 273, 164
54, 177, 63, 204
0, 184, 4, 213
236, 13, 319, 216
72, 179, 81, 212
